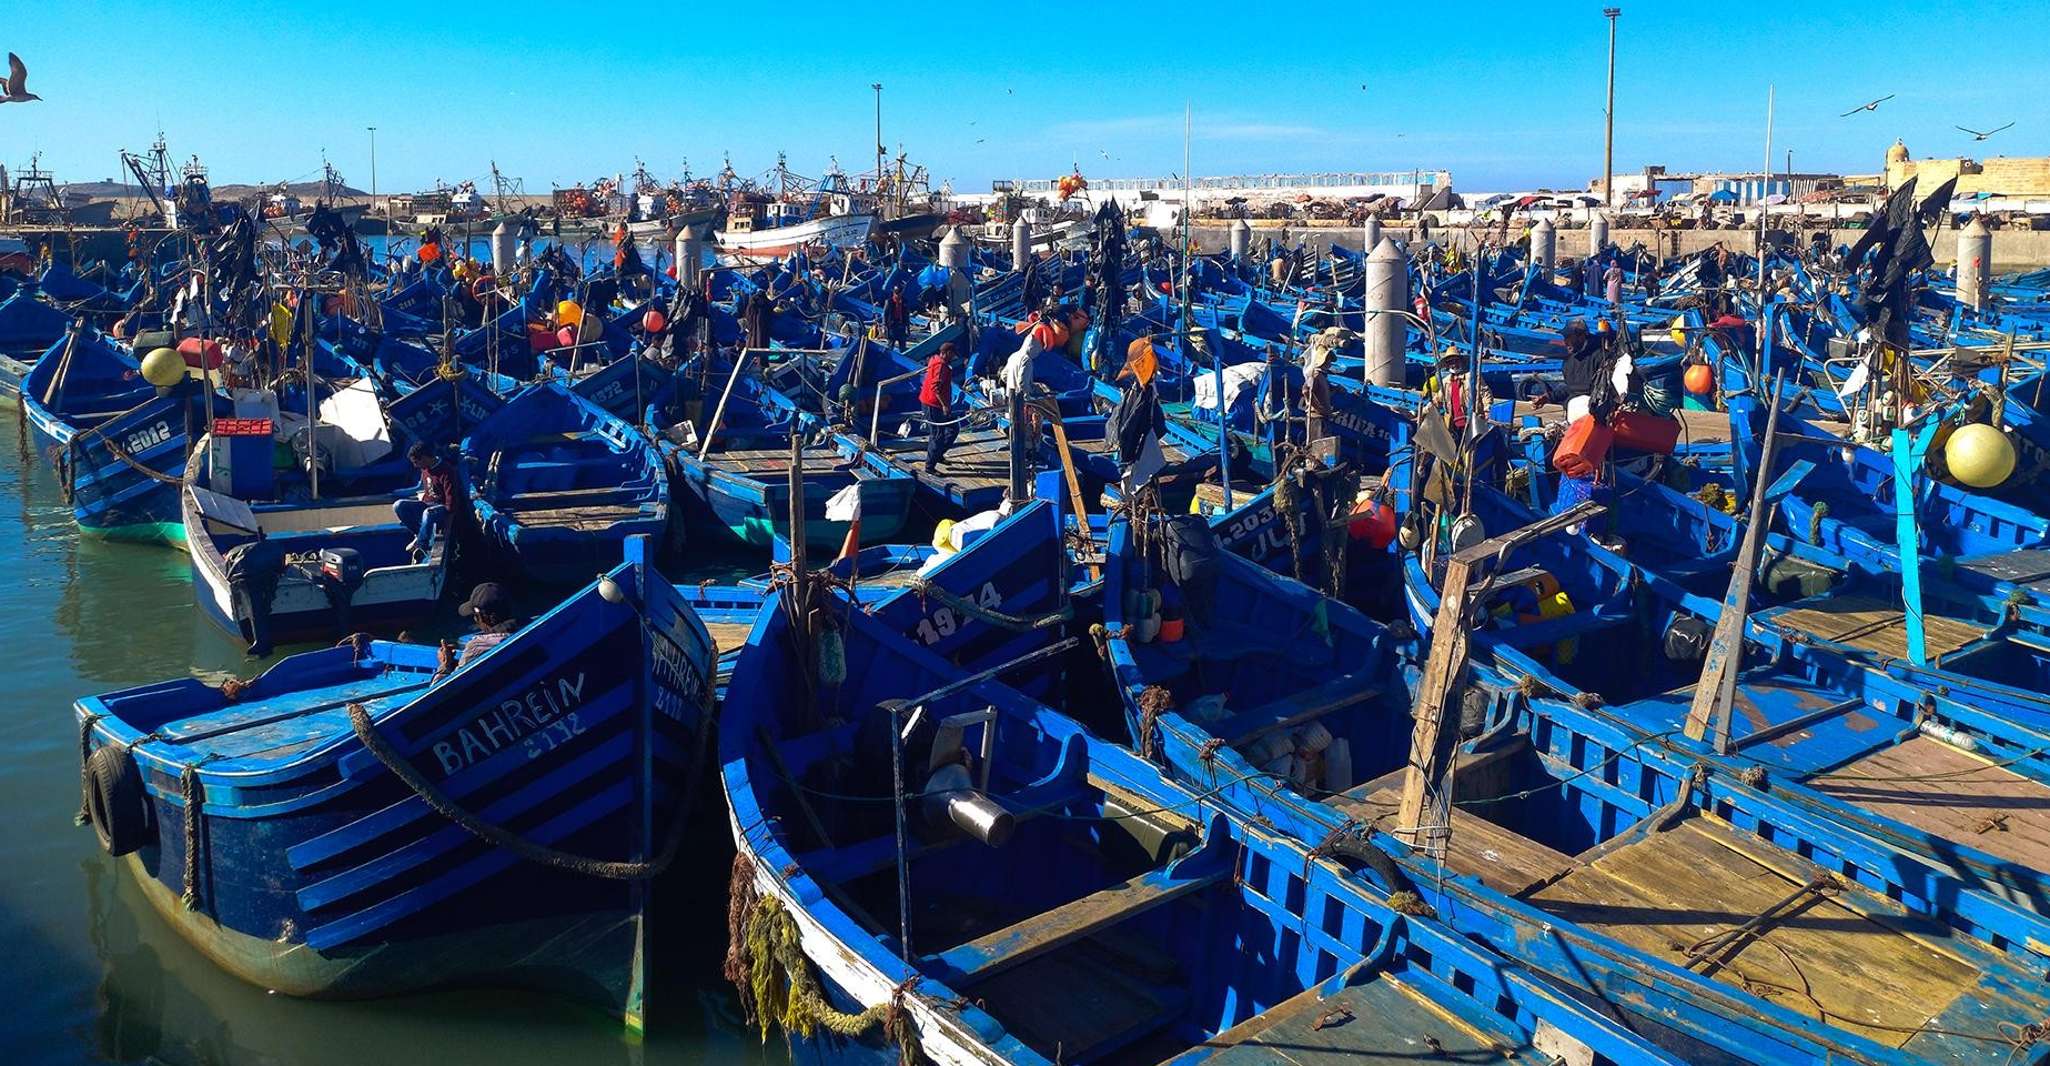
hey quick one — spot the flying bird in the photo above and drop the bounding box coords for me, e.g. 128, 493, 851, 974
975, 138, 986, 144
1099, 148, 1111, 160
1956, 122, 2015, 141
1839, 93, 1894, 117
0, 53, 40, 104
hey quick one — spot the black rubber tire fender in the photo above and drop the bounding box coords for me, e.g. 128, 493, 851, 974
85, 745, 152, 857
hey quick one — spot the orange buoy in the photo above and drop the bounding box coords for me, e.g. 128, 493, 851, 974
418, 242, 442, 264
642, 308, 667, 333
1348, 499, 1398, 548
1683, 364, 1714, 395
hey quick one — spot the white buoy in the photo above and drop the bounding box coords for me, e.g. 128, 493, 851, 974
1011, 217, 1031, 272
1229, 217, 1251, 259
1362, 215, 1382, 256
490, 221, 515, 275
1365, 237, 1408, 387
1958, 215, 1992, 311
1588, 212, 1610, 256
1531, 217, 1557, 269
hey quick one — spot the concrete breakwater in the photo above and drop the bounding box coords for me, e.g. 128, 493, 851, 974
1187, 223, 2050, 271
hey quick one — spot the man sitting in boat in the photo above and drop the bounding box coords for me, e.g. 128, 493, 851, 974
394, 441, 462, 561
454, 582, 522, 668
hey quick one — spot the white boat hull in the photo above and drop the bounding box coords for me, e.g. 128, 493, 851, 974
714, 214, 874, 261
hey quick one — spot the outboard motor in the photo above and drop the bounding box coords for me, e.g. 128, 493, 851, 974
315, 546, 365, 634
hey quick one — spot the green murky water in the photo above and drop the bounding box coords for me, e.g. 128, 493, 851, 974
0, 405, 779, 1065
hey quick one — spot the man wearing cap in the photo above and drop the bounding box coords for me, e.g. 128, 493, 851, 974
456, 583, 523, 667
394, 441, 463, 561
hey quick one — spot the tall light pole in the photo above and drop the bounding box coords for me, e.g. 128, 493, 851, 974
367, 126, 378, 217
871, 83, 884, 203
1603, 8, 1620, 208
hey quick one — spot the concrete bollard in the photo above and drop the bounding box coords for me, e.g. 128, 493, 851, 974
938, 225, 973, 315
1959, 216, 1992, 311
1229, 217, 1251, 259
938, 225, 971, 271
1531, 218, 1556, 269
490, 221, 515, 275
1365, 237, 1408, 388
1011, 217, 1031, 272
1588, 213, 1610, 256
1363, 216, 1382, 256
676, 227, 704, 290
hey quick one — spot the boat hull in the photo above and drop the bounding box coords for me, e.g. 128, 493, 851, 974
715, 214, 874, 261
77, 543, 717, 1023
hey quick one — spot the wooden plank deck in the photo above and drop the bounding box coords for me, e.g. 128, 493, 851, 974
1329, 784, 1576, 897
1181, 972, 1526, 1064
1770, 595, 1989, 663
704, 622, 753, 654
712, 444, 850, 475
512, 503, 645, 530
1524, 818, 1980, 1046
1808, 735, 2050, 871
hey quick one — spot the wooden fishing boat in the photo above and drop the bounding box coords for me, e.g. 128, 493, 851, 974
0, 289, 68, 399
1104, 497, 2050, 1063
715, 211, 873, 262
662, 370, 914, 549
720, 555, 1680, 1066
73, 537, 716, 1031
180, 422, 444, 653
20, 326, 221, 544
462, 382, 671, 583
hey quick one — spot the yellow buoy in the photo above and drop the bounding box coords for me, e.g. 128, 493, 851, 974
555, 299, 583, 327
1945, 423, 2016, 488
140, 347, 186, 388
1669, 316, 1687, 347
930, 518, 957, 555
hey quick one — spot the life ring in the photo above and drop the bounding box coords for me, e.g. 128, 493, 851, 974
84, 744, 152, 856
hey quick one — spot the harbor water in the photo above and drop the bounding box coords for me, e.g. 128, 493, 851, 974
0, 404, 777, 1066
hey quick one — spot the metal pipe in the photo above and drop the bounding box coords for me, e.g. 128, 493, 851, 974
1603, 8, 1620, 209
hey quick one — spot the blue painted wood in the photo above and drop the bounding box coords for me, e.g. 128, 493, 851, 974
73, 538, 716, 1022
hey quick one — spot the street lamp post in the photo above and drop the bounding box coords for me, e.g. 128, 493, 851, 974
1603, 8, 1620, 208
872, 83, 884, 203
367, 126, 378, 222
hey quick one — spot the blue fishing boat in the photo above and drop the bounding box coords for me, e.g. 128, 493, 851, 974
0, 290, 68, 398
180, 418, 445, 653
664, 369, 916, 549
21, 326, 220, 544
72, 537, 716, 1030
1104, 490, 2050, 1062
720, 563, 1680, 1065
462, 382, 671, 583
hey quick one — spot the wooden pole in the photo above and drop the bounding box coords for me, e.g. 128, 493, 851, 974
1684, 374, 1785, 751
1396, 500, 1606, 851
698, 348, 755, 462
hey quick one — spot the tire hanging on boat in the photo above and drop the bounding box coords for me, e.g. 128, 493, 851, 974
83, 743, 150, 857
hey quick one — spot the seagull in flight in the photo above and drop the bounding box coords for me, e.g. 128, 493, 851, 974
1956, 122, 2015, 141
1840, 94, 1893, 117
0, 53, 40, 104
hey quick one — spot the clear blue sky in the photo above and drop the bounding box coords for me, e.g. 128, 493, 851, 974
5, 1, 2045, 196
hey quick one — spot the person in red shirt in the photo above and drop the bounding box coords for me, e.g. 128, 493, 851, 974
920, 342, 958, 474
394, 441, 463, 559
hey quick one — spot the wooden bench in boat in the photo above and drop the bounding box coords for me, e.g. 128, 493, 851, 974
1809, 734, 2050, 874
968, 936, 1190, 1064
1525, 815, 1987, 1049
1769, 594, 1989, 663
928, 863, 1227, 984
1164, 969, 1530, 1065
711, 444, 850, 475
